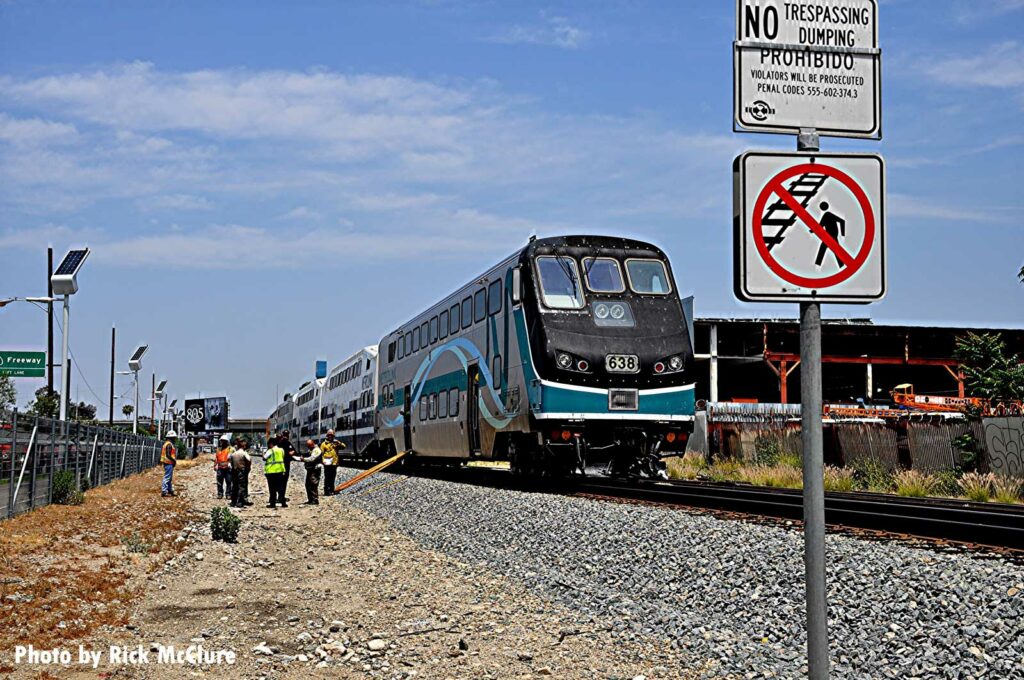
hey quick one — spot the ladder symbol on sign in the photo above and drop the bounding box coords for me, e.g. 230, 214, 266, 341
761, 172, 829, 251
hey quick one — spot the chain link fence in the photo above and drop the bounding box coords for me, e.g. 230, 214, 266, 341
0, 409, 163, 519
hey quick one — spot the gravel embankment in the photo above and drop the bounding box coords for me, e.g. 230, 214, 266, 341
339, 467, 1024, 680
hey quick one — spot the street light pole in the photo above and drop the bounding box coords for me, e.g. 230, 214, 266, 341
133, 370, 139, 434
59, 295, 70, 422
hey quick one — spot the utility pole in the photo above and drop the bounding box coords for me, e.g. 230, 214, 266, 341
109, 327, 116, 426
151, 373, 156, 430
47, 247, 54, 394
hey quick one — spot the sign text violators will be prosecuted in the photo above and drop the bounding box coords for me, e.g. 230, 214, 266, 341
734, 0, 880, 138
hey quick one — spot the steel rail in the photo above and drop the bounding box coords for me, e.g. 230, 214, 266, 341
575, 478, 1024, 551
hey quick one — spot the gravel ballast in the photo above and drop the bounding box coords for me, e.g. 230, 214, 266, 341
339, 467, 1024, 679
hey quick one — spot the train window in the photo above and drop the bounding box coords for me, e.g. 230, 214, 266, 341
449, 304, 460, 334
419, 396, 427, 421
492, 355, 502, 390
388, 342, 396, 363
625, 258, 672, 295
412, 328, 420, 352
474, 289, 486, 323
420, 322, 429, 349
439, 310, 449, 340
461, 297, 472, 329
448, 388, 459, 417
536, 256, 585, 309
398, 336, 405, 359
404, 332, 412, 355
429, 393, 436, 420
430, 317, 438, 344
438, 390, 448, 418
582, 257, 626, 293
488, 280, 502, 315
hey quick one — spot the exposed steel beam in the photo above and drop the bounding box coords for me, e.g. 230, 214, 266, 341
764, 351, 958, 367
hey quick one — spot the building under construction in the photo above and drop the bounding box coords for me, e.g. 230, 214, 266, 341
691, 318, 1024, 406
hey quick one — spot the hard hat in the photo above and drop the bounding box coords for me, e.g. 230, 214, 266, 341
219, 434, 230, 441
166, 430, 177, 438
326, 429, 335, 435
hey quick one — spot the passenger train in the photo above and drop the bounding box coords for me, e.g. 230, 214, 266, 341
270, 235, 696, 476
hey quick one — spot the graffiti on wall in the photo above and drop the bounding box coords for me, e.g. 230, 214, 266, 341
982, 417, 1024, 478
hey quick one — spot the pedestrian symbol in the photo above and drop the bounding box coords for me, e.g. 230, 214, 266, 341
814, 202, 846, 269
734, 151, 886, 303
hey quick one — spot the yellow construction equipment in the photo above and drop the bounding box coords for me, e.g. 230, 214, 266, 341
334, 450, 409, 493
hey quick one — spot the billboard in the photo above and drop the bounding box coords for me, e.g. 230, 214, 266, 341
184, 397, 229, 433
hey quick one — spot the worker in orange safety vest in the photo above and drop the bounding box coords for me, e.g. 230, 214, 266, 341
214, 435, 234, 500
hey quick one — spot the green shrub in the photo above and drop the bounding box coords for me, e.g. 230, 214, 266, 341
121, 531, 153, 554
992, 476, 1022, 504
951, 432, 980, 473
959, 472, 994, 502
931, 470, 961, 497
210, 506, 241, 543
707, 457, 742, 482
753, 434, 783, 466
823, 466, 856, 492
52, 470, 84, 505
893, 470, 939, 498
851, 458, 893, 492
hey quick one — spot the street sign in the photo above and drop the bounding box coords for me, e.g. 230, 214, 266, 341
734, 151, 885, 302
734, 0, 880, 138
0, 350, 46, 378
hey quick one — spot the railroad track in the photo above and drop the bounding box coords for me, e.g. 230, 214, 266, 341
573, 478, 1024, 552
337, 461, 1024, 551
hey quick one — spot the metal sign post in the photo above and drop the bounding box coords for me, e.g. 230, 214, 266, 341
732, 2, 885, 677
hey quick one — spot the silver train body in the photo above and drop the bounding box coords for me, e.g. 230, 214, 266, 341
270, 235, 696, 474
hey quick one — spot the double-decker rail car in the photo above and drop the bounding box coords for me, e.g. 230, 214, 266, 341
294, 381, 319, 441
323, 346, 379, 456
375, 235, 696, 476
269, 393, 295, 436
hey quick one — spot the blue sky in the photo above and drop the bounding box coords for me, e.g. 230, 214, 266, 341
1, 0, 1022, 417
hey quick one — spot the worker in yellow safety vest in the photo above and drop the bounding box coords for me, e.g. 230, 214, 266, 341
161, 431, 178, 497
262, 434, 288, 509
319, 429, 346, 496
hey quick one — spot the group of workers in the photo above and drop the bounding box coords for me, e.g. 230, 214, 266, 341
216, 428, 345, 508
158, 428, 346, 507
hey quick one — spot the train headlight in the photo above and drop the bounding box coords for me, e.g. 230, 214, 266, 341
557, 353, 573, 369
669, 356, 683, 371
610, 304, 626, 320
594, 303, 610, 319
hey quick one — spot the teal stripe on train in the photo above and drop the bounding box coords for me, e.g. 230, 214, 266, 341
540, 383, 695, 416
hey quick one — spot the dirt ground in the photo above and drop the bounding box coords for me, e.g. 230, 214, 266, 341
2, 460, 701, 679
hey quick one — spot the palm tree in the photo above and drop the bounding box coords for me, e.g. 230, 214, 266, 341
122, 404, 134, 418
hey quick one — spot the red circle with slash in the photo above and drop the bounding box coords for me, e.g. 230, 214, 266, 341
752, 162, 875, 289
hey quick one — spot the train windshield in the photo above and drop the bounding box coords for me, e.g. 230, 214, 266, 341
625, 258, 672, 295
536, 256, 585, 309
582, 257, 625, 293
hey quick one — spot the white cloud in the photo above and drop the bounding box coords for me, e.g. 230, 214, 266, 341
924, 41, 1024, 88
0, 113, 77, 146
138, 193, 214, 211
278, 206, 321, 221
0, 63, 737, 267
488, 13, 590, 50
889, 193, 1010, 223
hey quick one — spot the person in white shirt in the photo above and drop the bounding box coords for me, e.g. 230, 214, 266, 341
299, 439, 323, 506
228, 438, 253, 507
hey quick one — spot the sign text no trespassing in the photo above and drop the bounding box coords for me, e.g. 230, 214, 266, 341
734, 0, 880, 138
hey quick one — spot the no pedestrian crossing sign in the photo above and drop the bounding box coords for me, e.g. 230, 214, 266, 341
734, 0, 881, 138
0, 350, 46, 378
733, 151, 886, 303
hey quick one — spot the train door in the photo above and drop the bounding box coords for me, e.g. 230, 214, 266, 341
467, 363, 481, 453
402, 385, 412, 452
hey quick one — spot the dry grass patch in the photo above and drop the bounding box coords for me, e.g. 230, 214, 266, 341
0, 463, 194, 666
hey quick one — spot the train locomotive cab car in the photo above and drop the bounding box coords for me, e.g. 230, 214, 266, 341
372, 234, 695, 477
515, 235, 696, 475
